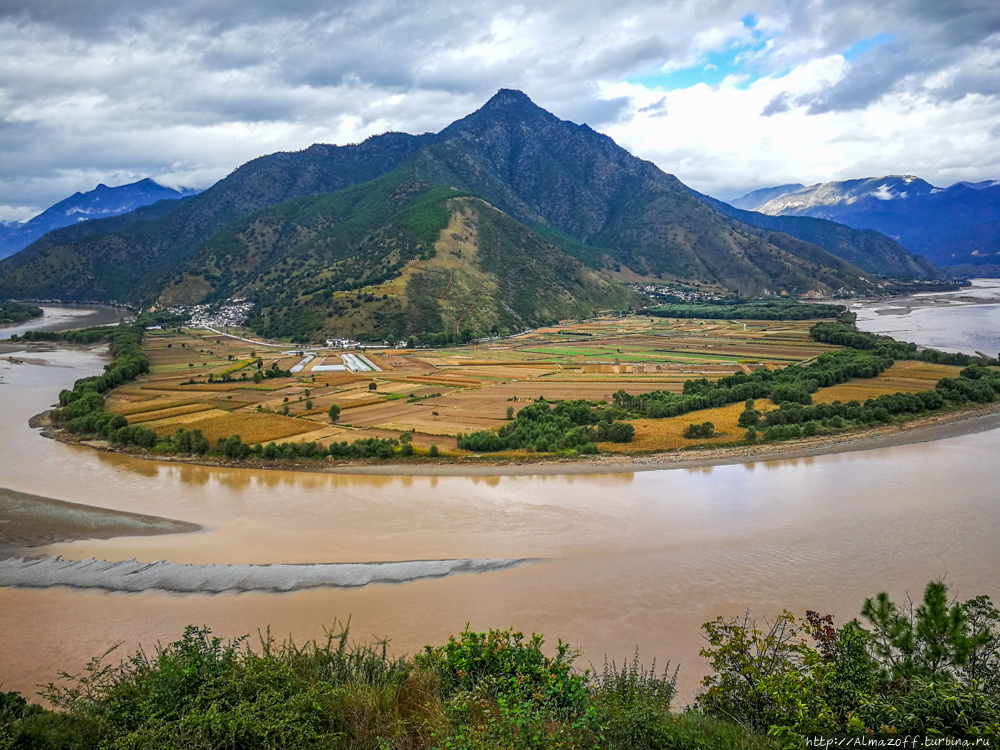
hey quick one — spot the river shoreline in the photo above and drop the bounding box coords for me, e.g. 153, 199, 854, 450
0, 486, 201, 559
33, 401, 1000, 477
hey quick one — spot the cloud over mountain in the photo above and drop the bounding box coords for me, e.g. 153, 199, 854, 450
1, 1, 998, 219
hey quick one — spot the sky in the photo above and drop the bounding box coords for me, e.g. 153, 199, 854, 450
1, 0, 999, 221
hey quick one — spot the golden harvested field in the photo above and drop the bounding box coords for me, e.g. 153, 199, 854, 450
150, 412, 318, 443
598, 401, 750, 453
813, 362, 962, 404
107, 398, 200, 416
143, 409, 232, 432
126, 404, 217, 424
141, 382, 254, 392
114, 314, 952, 456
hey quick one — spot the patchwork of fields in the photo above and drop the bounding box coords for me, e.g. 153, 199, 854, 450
104, 315, 961, 458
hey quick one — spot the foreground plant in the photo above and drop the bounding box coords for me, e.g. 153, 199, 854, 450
696, 581, 1000, 743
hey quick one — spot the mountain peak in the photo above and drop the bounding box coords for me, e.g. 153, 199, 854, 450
483, 88, 535, 108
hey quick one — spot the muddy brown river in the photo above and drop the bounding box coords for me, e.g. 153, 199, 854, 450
1, 311, 999, 702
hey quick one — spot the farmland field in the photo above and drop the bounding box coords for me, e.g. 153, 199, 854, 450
104, 314, 961, 458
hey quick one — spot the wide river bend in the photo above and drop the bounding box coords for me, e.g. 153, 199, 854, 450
1, 297, 999, 701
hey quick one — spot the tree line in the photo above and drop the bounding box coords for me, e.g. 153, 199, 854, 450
0, 300, 43, 324
611, 314, 1000, 446
612, 348, 890, 420
645, 297, 843, 321
457, 399, 635, 454
812, 312, 1000, 367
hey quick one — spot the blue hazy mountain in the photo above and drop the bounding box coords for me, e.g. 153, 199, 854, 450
740, 176, 1000, 272
0, 179, 199, 260
728, 184, 805, 210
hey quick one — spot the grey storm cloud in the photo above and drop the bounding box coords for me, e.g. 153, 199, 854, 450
1, 0, 999, 218
765, 0, 1000, 115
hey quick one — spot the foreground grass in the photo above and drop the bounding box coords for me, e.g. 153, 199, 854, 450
1, 623, 772, 750
5, 581, 1000, 749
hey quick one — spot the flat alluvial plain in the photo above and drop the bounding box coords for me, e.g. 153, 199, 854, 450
93, 315, 966, 461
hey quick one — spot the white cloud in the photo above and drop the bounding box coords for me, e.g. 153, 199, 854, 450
0, 0, 998, 217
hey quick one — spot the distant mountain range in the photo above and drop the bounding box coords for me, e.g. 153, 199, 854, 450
0, 179, 199, 261
729, 177, 1000, 274
728, 184, 805, 210
0, 91, 954, 340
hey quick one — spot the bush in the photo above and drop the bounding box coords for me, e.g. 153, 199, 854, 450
684, 422, 715, 439
696, 582, 1000, 741
415, 626, 590, 719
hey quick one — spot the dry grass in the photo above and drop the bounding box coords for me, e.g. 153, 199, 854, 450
143, 409, 232, 432
107, 398, 200, 416
142, 382, 255, 392
127, 404, 217, 424
814, 362, 962, 404
149, 411, 318, 443
599, 401, 751, 453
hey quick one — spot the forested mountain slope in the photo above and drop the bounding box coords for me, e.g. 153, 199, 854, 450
0, 90, 891, 338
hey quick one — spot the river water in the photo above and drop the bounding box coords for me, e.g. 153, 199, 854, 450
852, 278, 1000, 357
0, 304, 128, 341
1, 302, 999, 702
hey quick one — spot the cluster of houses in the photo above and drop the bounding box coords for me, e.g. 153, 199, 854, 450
167, 299, 254, 328
625, 283, 722, 302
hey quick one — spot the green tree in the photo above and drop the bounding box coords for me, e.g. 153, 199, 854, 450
861, 580, 994, 680
328, 404, 340, 423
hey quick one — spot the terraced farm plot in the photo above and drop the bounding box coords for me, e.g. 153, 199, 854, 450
813, 362, 963, 404
126, 404, 219, 424
106, 398, 201, 416
598, 401, 750, 453
150, 412, 319, 443
113, 315, 854, 456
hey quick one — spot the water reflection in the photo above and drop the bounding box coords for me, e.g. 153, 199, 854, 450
852, 278, 1000, 355
0, 304, 127, 340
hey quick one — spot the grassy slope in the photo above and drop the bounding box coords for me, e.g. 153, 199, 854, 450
144, 161, 642, 340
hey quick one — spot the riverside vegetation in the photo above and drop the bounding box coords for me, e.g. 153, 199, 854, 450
0, 301, 42, 325
1, 581, 997, 748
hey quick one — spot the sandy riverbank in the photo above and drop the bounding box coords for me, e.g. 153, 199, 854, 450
36, 401, 1000, 478
0, 486, 201, 558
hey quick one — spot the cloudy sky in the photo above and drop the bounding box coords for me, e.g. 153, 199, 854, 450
1, 0, 999, 221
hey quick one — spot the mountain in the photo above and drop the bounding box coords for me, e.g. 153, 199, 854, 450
929, 221, 1000, 274
953, 180, 1000, 190
0, 179, 199, 261
404, 90, 876, 295
703, 195, 949, 280
0, 90, 888, 340
163, 171, 643, 340
728, 184, 804, 211
752, 176, 1000, 271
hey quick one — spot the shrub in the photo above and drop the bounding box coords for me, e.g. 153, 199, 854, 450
683, 422, 715, 439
